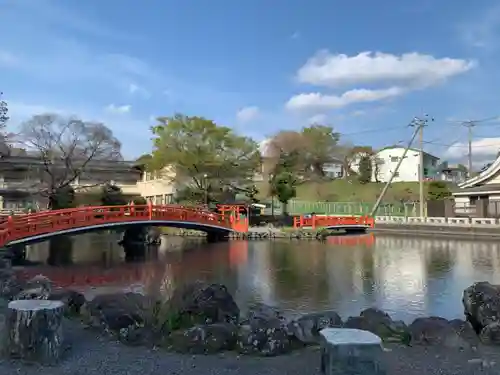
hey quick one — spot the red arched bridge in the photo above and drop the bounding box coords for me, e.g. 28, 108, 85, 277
0, 204, 249, 247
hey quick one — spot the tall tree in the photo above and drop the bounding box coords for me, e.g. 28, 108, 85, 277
17, 114, 122, 209
268, 124, 343, 179
358, 155, 373, 184
301, 124, 342, 176
149, 114, 260, 203
344, 146, 374, 177
0, 92, 8, 129
270, 171, 297, 215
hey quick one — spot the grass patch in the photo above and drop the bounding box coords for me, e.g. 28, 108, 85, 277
256, 179, 426, 202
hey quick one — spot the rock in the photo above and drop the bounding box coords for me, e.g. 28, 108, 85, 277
449, 319, 480, 346
409, 317, 470, 349
287, 310, 343, 344
236, 303, 291, 356
48, 288, 86, 315
3, 299, 65, 364
344, 308, 409, 343
0, 267, 22, 299
463, 281, 500, 331
167, 323, 238, 354
14, 274, 53, 300
161, 281, 239, 330
246, 303, 287, 330
479, 322, 500, 345
146, 227, 161, 245
81, 292, 158, 345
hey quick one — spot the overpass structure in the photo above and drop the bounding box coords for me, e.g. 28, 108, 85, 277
0, 203, 248, 247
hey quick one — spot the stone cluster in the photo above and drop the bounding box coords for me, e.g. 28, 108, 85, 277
2, 257, 500, 363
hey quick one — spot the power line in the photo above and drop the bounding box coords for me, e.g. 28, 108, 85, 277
425, 140, 500, 148
448, 117, 499, 175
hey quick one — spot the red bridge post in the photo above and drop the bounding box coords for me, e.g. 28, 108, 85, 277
147, 200, 153, 220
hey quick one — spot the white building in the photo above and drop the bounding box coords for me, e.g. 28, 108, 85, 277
453, 154, 500, 216
371, 146, 439, 183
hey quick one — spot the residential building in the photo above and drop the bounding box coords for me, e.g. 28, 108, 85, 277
0, 153, 143, 210
136, 167, 177, 204
453, 154, 500, 217
322, 160, 344, 178
371, 146, 440, 183
436, 163, 467, 184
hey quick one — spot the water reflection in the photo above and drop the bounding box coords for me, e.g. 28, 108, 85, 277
17, 233, 500, 322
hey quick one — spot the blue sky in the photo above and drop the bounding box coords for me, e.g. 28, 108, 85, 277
2, 0, 500, 165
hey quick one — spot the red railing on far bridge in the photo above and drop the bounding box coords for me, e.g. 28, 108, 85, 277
293, 215, 375, 229
0, 203, 249, 247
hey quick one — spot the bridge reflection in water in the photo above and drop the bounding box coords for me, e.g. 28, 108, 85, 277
15, 233, 500, 322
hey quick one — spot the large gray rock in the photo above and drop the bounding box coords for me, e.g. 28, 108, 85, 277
81, 292, 158, 345
479, 322, 500, 345
287, 310, 343, 344
236, 303, 291, 356
409, 316, 472, 349
161, 281, 240, 329
48, 288, 86, 315
14, 274, 52, 300
463, 282, 500, 331
344, 308, 409, 343
167, 323, 238, 354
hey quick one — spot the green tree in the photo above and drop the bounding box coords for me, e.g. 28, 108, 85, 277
269, 124, 343, 178
149, 114, 260, 203
270, 171, 297, 214
427, 181, 451, 200
344, 146, 373, 177
358, 155, 372, 184
301, 124, 342, 176
50, 186, 76, 210
100, 183, 127, 206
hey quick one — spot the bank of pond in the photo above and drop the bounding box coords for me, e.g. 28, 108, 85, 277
1, 255, 500, 365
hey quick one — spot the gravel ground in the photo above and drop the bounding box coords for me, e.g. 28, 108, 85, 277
1, 319, 500, 375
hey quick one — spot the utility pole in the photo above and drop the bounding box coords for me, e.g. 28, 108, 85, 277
370, 115, 432, 217
451, 117, 497, 178
411, 115, 433, 218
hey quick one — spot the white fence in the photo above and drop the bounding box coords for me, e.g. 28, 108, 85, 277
376, 216, 500, 226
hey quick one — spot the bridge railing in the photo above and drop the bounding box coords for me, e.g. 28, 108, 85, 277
293, 215, 375, 229
0, 204, 236, 246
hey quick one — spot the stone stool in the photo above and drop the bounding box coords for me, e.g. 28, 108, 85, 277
319, 328, 386, 375
2, 300, 65, 364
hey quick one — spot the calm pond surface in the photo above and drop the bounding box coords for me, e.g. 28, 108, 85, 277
16, 232, 500, 322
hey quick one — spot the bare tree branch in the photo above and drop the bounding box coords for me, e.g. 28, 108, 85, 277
14, 114, 122, 202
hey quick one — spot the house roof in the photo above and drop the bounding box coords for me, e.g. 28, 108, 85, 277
452, 183, 500, 196
458, 154, 500, 189
376, 145, 439, 160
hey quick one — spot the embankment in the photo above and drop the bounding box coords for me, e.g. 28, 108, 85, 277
371, 223, 500, 240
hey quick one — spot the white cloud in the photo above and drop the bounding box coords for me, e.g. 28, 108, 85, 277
105, 104, 131, 114
445, 137, 500, 159
236, 106, 260, 122
307, 114, 327, 124
128, 83, 150, 98
296, 51, 475, 88
286, 87, 404, 111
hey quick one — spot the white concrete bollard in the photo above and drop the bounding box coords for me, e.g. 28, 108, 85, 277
319, 328, 386, 375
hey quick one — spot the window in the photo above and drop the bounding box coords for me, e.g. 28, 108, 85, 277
393, 171, 399, 177
390, 156, 399, 162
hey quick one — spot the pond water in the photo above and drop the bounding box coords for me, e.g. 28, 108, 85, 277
16, 232, 500, 322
